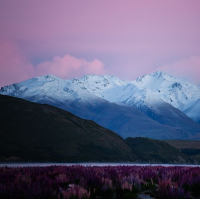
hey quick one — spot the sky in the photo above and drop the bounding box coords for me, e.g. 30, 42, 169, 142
0, 0, 200, 87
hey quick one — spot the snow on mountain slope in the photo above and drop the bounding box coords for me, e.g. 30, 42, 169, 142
1, 72, 200, 120
133, 71, 200, 111
1, 74, 130, 99
101, 80, 200, 135
1, 74, 190, 140
78, 74, 129, 97
102, 82, 163, 109
100, 71, 200, 122
185, 99, 200, 124
0, 75, 105, 105
1, 72, 200, 139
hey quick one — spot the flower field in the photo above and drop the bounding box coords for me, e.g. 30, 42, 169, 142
0, 165, 200, 199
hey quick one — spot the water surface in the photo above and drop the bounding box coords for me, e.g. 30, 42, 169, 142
1, 163, 200, 167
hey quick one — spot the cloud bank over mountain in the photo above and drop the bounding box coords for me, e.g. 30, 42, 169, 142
0, 40, 106, 87
0, 0, 200, 86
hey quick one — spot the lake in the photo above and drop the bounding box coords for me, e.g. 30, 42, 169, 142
1, 162, 200, 167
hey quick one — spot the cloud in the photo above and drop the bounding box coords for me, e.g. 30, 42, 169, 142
35, 54, 105, 79
0, 41, 106, 87
1, 1, 200, 86
157, 56, 200, 84
0, 40, 34, 87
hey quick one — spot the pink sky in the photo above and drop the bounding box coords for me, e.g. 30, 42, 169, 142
0, 0, 200, 87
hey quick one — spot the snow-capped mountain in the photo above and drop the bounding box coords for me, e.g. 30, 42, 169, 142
133, 71, 200, 112
185, 99, 200, 124
77, 74, 130, 97
100, 71, 200, 123
0, 74, 129, 102
1, 72, 200, 140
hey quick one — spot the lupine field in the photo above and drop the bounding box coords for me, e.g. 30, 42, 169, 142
0, 165, 200, 199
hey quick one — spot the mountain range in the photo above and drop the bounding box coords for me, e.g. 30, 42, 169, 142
1, 71, 200, 140
0, 94, 195, 164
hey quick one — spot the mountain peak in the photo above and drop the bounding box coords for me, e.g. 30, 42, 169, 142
135, 71, 174, 84
151, 71, 169, 77
36, 74, 62, 81
79, 74, 129, 88
81, 74, 118, 80
43, 74, 57, 78
145, 71, 173, 80
151, 70, 169, 76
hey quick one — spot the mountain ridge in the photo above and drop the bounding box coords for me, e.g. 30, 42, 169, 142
0, 94, 195, 164
1, 71, 200, 140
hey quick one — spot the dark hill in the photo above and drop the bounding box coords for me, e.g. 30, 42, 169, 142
0, 94, 135, 162
125, 137, 195, 164
0, 94, 196, 164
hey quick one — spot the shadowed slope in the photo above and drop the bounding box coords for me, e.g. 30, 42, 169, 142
125, 137, 194, 164
0, 94, 197, 164
0, 94, 135, 162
